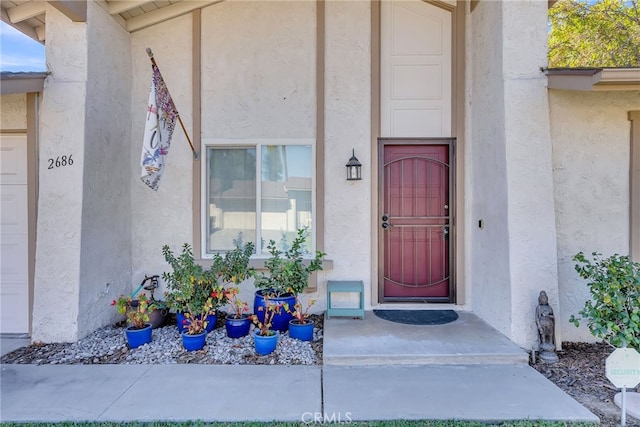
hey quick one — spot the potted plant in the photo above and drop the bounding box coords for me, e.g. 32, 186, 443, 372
570, 252, 640, 350
180, 292, 219, 351
112, 294, 152, 349
285, 293, 316, 342
221, 240, 255, 338
253, 227, 325, 331
129, 275, 169, 329
224, 287, 252, 338
251, 296, 283, 355
180, 313, 209, 351
162, 243, 227, 333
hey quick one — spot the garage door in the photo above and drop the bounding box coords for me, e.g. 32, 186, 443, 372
1, 134, 29, 334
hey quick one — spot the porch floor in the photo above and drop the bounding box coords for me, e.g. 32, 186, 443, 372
323, 310, 530, 365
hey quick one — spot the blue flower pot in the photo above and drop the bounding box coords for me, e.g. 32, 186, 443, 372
125, 324, 152, 349
177, 312, 217, 333
225, 314, 252, 338
289, 319, 314, 341
205, 313, 217, 333
254, 329, 278, 355
254, 290, 295, 332
181, 330, 207, 351
176, 312, 188, 333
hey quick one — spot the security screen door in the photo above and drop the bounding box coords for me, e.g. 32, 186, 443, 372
380, 140, 453, 302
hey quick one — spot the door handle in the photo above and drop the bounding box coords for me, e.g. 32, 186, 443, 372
382, 213, 391, 229
443, 225, 449, 241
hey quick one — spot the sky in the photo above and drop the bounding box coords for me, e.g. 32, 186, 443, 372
0, 21, 46, 72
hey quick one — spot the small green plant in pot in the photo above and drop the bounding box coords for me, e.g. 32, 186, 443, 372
570, 251, 640, 350
253, 227, 325, 331
220, 240, 255, 338
112, 294, 152, 349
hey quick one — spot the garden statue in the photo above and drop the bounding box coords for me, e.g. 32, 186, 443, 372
536, 290, 559, 363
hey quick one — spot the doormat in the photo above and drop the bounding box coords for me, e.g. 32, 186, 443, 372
373, 310, 458, 325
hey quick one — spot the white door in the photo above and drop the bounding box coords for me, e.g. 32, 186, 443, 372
1, 134, 29, 334
381, 0, 452, 137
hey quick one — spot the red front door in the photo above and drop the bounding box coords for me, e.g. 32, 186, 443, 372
380, 140, 453, 302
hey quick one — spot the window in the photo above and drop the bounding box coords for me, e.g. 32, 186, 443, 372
202, 140, 315, 257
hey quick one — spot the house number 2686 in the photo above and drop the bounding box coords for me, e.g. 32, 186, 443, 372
48, 155, 74, 170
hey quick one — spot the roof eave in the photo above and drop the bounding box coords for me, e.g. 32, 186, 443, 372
545, 68, 640, 92
1, 72, 48, 95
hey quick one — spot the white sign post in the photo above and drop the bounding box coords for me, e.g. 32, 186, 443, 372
606, 347, 640, 426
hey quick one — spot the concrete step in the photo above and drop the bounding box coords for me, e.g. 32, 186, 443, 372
323, 311, 530, 366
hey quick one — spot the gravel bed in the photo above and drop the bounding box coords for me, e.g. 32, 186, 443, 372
1, 314, 323, 366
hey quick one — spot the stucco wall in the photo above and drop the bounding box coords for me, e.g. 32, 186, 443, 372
323, 1, 372, 308
468, 1, 559, 349
32, 6, 87, 342
201, 2, 315, 139
130, 15, 194, 294
32, 3, 134, 342
502, 1, 559, 349
1, 94, 27, 129
550, 90, 639, 343
467, 0, 512, 337
77, 2, 133, 337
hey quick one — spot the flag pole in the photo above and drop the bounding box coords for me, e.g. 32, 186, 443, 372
146, 48, 199, 160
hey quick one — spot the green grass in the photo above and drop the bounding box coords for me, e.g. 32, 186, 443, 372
0, 421, 597, 427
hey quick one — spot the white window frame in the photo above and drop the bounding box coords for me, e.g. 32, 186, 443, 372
201, 138, 317, 259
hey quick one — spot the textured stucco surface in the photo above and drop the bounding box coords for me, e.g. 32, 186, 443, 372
503, 76, 559, 348
323, 0, 372, 309
468, 0, 512, 338
1, 94, 27, 129
130, 14, 194, 294
77, 2, 133, 338
550, 90, 639, 343
468, 1, 559, 349
32, 4, 133, 342
32, 6, 87, 342
201, 1, 315, 139
502, 1, 559, 349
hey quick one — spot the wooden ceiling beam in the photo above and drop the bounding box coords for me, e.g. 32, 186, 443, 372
6, 1, 46, 24
126, 0, 221, 32
108, 0, 155, 15
35, 24, 46, 41
0, 8, 41, 43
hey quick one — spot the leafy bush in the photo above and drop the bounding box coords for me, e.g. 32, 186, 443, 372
253, 228, 326, 297
570, 251, 640, 349
162, 243, 226, 315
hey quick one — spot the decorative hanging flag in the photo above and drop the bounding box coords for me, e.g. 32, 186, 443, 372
140, 61, 179, 191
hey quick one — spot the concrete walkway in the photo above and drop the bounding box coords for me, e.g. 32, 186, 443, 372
324, 311, 529, 365
0, 363, 598, 423
0, 312, 600, 424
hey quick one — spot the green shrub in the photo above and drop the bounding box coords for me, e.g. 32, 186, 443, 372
254, 228, 326, 297
570, 251, 640, 350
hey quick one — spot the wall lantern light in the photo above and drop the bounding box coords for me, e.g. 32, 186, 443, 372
346, 149, 362, 181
